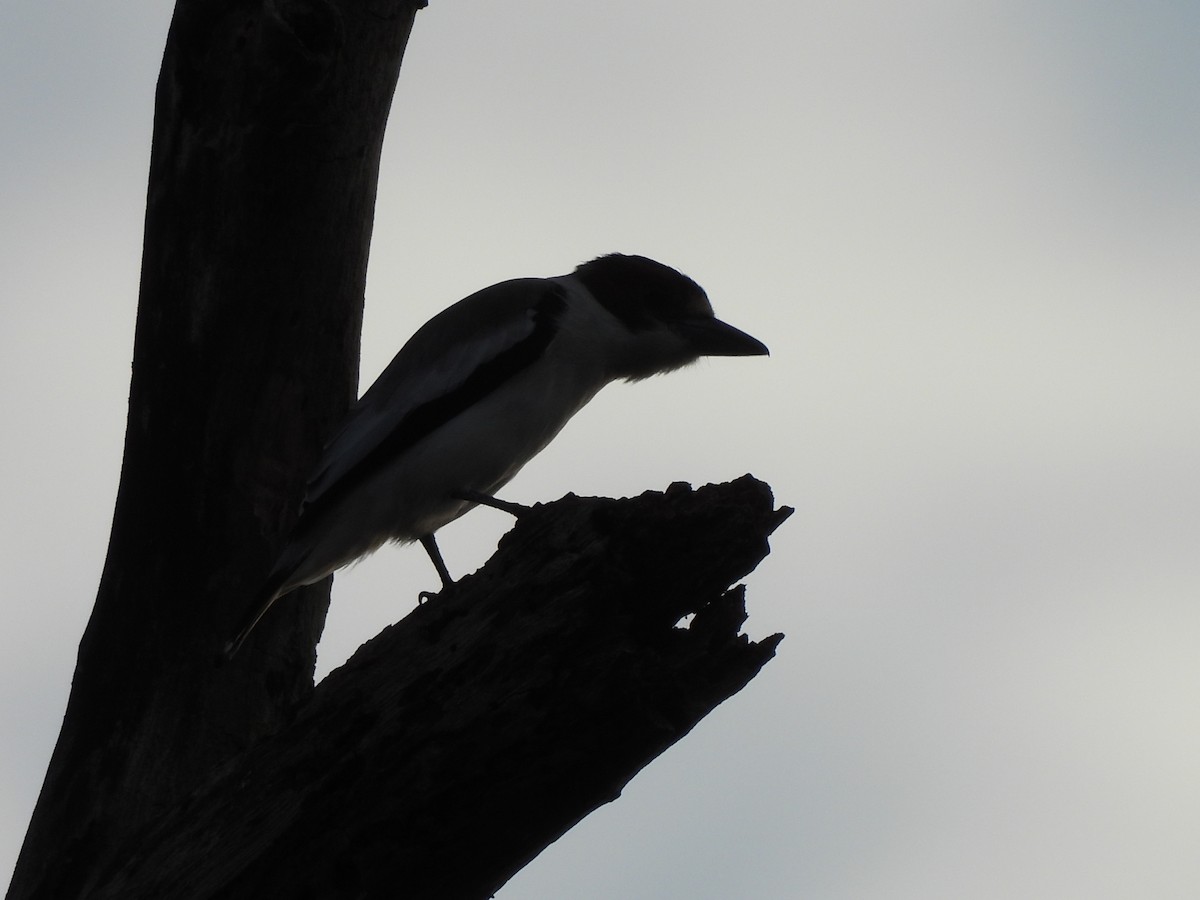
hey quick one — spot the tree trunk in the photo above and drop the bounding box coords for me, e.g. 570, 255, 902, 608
7, 4, 786, 899
8, 2, 422, 897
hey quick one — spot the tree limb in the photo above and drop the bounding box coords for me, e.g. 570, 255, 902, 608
95, 476, 789, 900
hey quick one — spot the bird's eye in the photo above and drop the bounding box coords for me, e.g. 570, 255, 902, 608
685, 291, 715, 318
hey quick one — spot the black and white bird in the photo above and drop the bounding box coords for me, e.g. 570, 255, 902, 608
226, 253, 767, 657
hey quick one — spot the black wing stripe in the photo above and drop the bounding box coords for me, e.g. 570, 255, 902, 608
294, 290, 567, 530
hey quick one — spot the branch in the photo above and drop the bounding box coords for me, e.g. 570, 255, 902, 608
95, 476, 790, 900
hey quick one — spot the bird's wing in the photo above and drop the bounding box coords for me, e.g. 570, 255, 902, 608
302, 277, 567, 511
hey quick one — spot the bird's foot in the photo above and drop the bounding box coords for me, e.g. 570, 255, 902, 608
418, 534, 454, 603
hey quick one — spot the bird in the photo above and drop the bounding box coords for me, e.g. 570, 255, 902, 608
226, 253, 768, 657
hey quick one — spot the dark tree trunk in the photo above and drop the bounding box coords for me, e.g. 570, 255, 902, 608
7, 4, 786, 900
8, 2, 422, 897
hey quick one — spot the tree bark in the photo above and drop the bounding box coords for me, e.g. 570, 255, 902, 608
7, 3, 787, 899
93, 477, 788, 900
9, 2, 423, 897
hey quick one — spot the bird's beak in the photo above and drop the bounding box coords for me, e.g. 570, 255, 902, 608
678, 317, 770, 357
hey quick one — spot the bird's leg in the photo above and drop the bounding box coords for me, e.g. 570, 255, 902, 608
454, 489, 529, 517
417, 494, 528, 602
418, 533, 453, 603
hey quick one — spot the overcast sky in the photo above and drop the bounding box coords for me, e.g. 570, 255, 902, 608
3, 2, 1199, 897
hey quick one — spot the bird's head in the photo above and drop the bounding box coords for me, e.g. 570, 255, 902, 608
573, 253, 769, 381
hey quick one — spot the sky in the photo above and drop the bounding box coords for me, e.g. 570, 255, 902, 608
3, 1, 1199, 897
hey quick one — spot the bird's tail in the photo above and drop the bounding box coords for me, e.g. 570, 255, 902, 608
224, 570, 291, 660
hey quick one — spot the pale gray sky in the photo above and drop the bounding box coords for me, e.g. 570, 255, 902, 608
3, 2, 1199, 898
